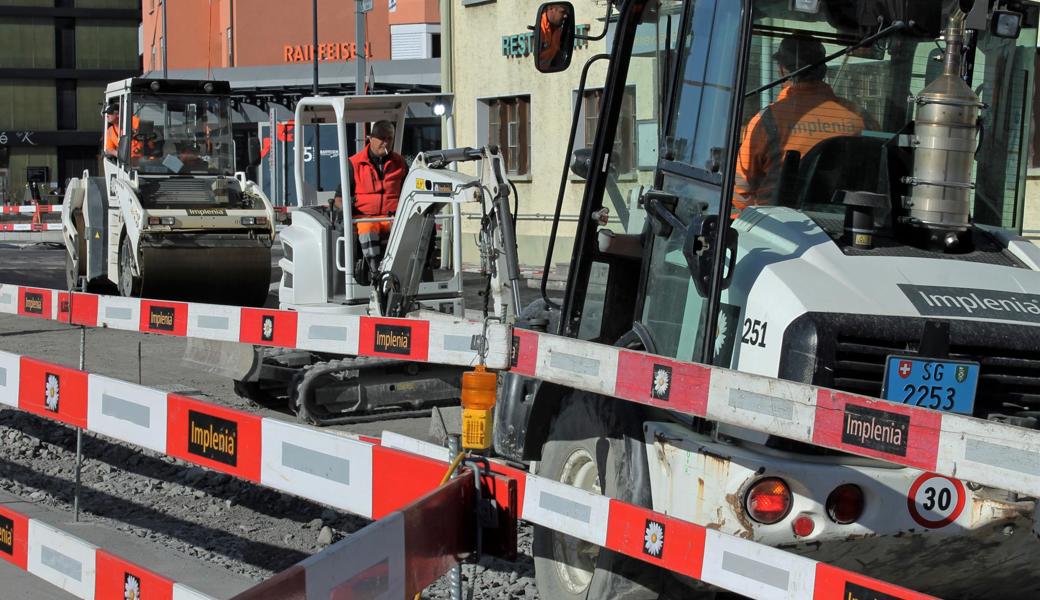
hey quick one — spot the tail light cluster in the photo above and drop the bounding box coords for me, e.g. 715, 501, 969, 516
744, 478, 865, 532
745, 478, 791, 524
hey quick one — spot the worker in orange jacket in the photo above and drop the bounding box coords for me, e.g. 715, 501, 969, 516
734, 35, 870, 213
335, 120, 408, 280
538, 3, 569, 70
102, 101, 145, 160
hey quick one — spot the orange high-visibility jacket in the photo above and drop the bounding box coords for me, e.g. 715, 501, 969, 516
348, 144, 408, 217
734, 80, 869, 211
539, 12, 563, 66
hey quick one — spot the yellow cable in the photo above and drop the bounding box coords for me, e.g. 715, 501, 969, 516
413, 452, 466, 600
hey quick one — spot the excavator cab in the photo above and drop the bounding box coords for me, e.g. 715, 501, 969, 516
277, 94, 464, 317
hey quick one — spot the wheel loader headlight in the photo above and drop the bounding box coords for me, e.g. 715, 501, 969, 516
433, 102, 447, 117
147, 216, 176, 226
240, 216, 268, 226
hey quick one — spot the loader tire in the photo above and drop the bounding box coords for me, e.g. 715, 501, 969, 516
533, 391, 665, 600
118, 235, 141, 298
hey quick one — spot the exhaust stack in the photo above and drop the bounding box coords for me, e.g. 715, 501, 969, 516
905, 11, 983, 246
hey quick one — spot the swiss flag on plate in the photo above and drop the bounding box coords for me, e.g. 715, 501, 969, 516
898, 360, 913, 378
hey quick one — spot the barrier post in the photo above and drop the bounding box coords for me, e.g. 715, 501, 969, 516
447, 434, 463, 600
74, 300, 86, 521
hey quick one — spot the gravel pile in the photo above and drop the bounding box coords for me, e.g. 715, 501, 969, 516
0, 408, 538, 597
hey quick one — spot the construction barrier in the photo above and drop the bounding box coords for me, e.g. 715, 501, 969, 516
0, 223, 61, 232
0, 284, 512, 370
0, 503, 216, 600
0, 347, 933, 600
3, 283, 1039, 498
0, 205, 62, 215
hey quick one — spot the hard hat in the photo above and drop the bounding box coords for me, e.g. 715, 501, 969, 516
773, 35, 826, 72
101, 101, 119, 116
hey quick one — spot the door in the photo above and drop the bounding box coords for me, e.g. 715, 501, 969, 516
639, 0, 749, 363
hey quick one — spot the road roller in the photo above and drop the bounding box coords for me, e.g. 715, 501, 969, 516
62, 78, 274, 306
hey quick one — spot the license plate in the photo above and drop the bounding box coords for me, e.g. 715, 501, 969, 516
881, 356, 979, 415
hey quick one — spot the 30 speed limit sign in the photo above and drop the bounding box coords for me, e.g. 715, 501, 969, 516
907, 473, 965, 528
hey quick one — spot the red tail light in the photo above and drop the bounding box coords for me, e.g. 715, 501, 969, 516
745, 478, 791, 524
825, 484, 864, 524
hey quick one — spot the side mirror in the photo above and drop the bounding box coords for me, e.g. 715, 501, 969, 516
569, 147, 592, 179
117, 135, 130, 164
533, 2, 576, 73
247, 136, 262, 167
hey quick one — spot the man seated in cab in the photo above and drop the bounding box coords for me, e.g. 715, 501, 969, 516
332, 120, 408, 281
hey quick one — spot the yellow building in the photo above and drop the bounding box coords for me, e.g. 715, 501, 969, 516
449, 0, 622, 269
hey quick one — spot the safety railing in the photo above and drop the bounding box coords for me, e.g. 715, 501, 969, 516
0, 284, 1037, 597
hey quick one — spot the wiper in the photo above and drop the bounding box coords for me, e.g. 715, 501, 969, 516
745, 20, 910, 98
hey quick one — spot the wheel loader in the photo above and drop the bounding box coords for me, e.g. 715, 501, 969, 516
62, 78, 275, 306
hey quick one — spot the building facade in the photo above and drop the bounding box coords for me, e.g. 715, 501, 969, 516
450, 0, 658, 269
0, 0, 140, 202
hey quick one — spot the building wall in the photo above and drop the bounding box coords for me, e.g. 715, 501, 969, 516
141, 0, 440, 72
0, 1, 139, 202
451, 0, 608, 267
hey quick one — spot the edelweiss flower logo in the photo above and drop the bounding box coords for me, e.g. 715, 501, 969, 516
262, 316, 275, 341
643, 519, 665, 558
123, 572, 141, 600
44, 373, 59, 412
714, 310, 730, 356
650, 365, 671, 401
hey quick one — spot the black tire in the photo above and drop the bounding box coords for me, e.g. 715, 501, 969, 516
533, 392, 666, 600
118, 235, 141, 298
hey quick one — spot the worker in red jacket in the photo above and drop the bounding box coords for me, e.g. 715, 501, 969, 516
341, 120, 408, 278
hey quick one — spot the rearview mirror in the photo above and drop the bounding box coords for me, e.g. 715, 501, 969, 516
117, 135, 130, 164
534, 2, 576, 73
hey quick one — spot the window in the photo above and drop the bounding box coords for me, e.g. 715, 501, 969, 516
431, 34, 441, 58
485, 96, 531, 176
582, 87, 637, 174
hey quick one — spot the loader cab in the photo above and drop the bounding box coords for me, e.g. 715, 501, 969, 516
553, 0, 1040, 369
278, 94, 462, 315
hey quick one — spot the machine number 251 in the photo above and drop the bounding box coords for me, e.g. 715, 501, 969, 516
741, 319, 768, 348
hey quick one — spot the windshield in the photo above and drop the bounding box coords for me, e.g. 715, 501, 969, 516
740, 0, 1038, 232
128, 94, 235, 176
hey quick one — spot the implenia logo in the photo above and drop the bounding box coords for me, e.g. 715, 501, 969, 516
374, 324, 412, 356
841, 404, 910, 457
643, 519, 665, 558
187, 410, 238, 467
650, 365, 672, 401
44, 373, 60, 412
261, 315, 275, 341
0, 514, 13, 556
148, 306, 176, 332
123, 572, 141, 600
23, 292, 43, 314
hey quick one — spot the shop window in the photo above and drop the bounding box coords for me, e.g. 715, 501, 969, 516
582, 87, 637, 175
485, 96, 531, 176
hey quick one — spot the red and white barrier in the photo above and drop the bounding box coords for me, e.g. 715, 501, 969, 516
0, 205, 62, 215
0, 504, 216, 600
1, 282, 1039, 499
0, 284, 512, 370
511, 329, 1040, 498
0, 347, 935, 599
0, 349, 459, 521
0, 223, 61, 232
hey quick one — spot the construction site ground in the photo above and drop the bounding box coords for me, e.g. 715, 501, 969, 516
0, 241, 542, 599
